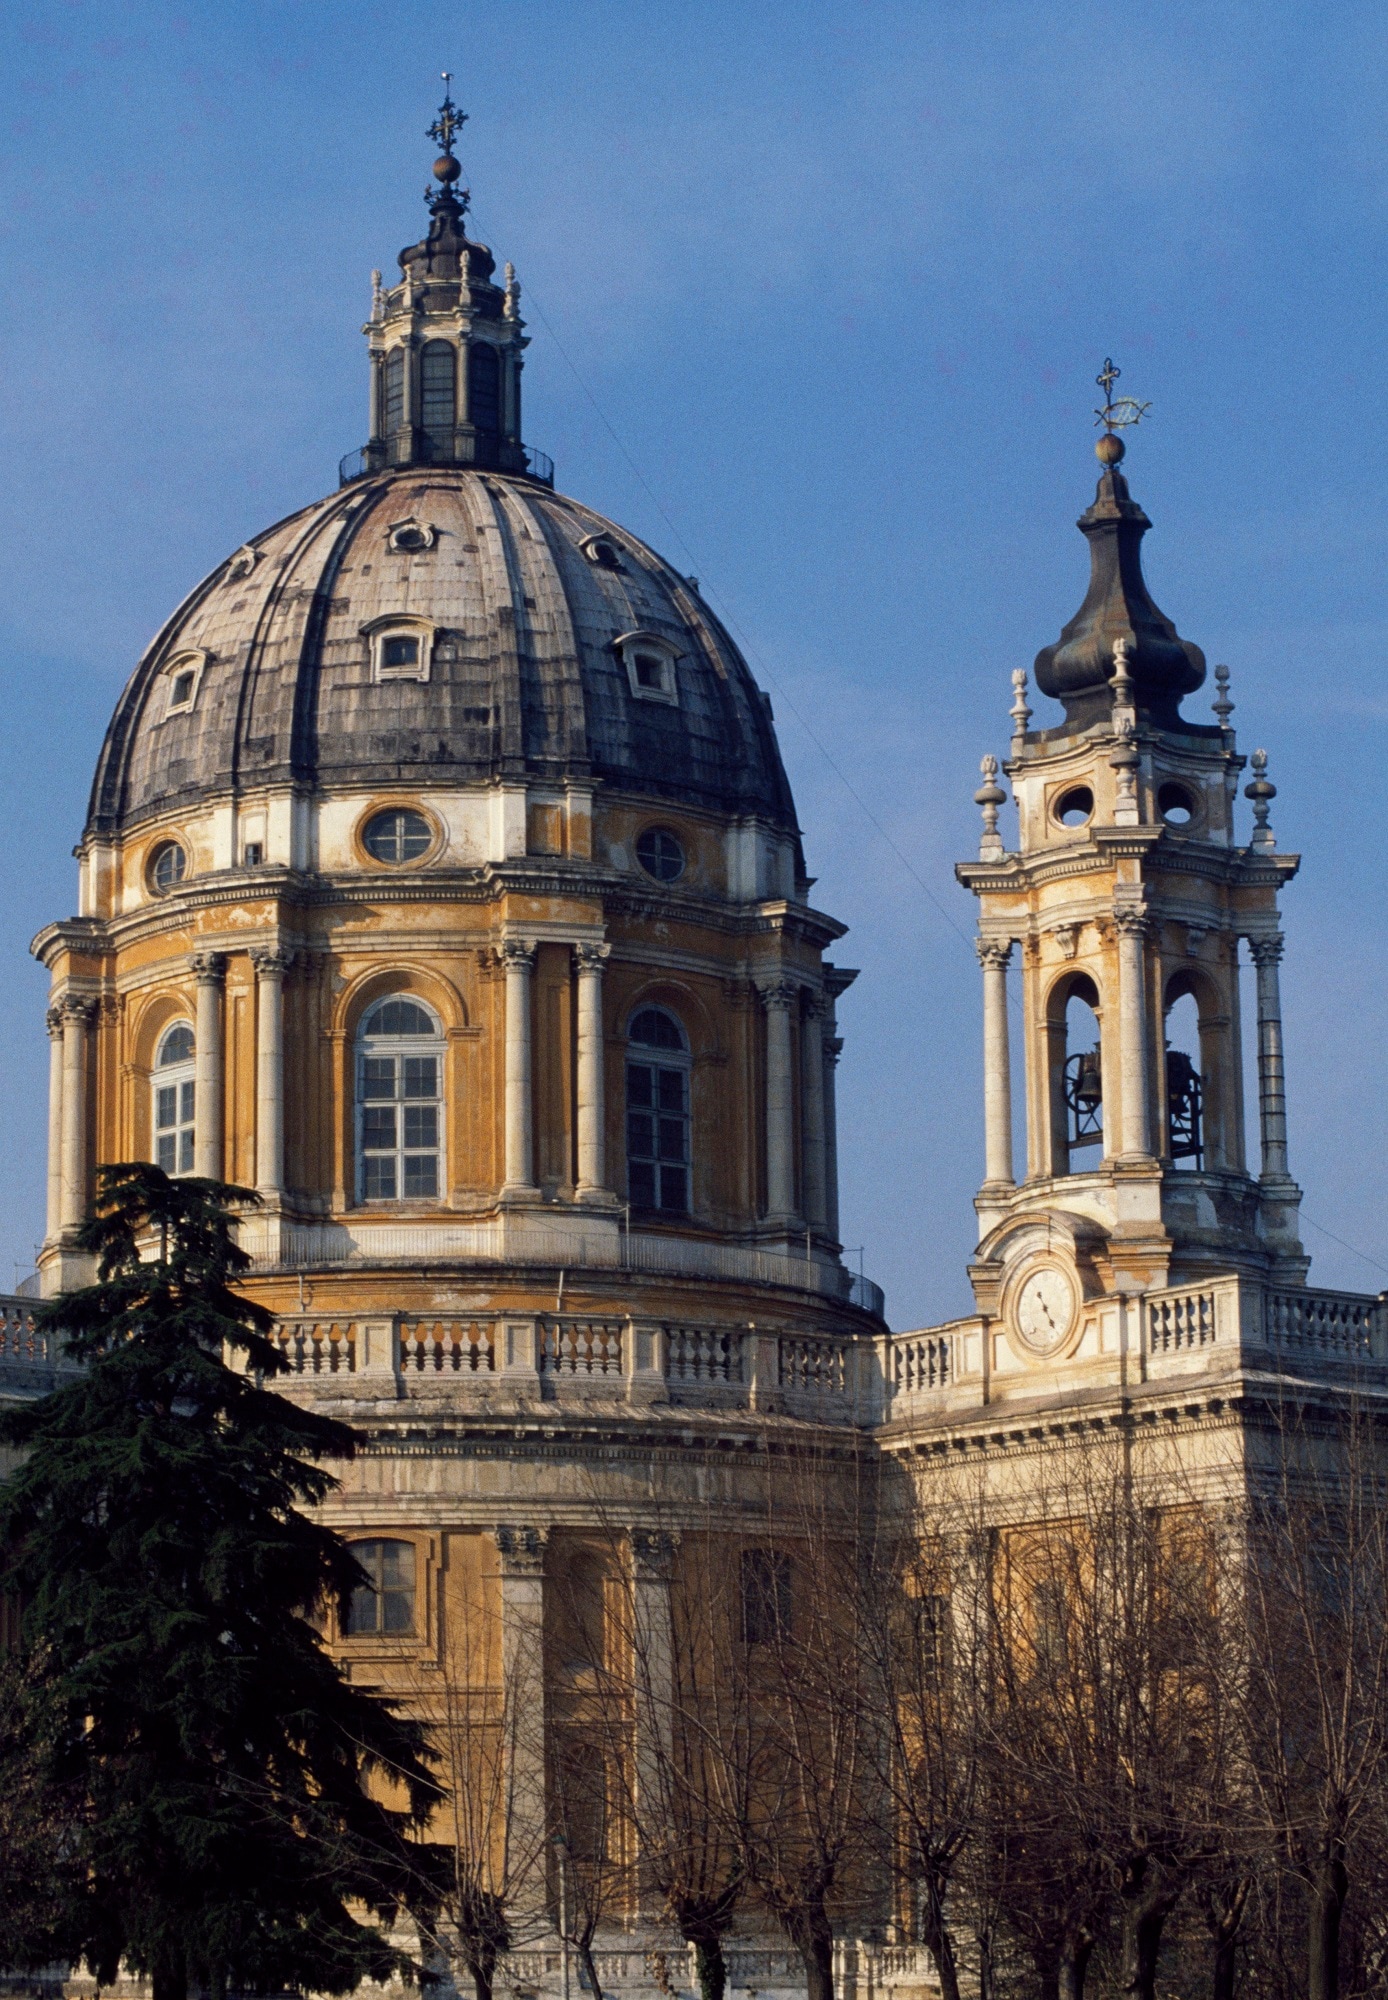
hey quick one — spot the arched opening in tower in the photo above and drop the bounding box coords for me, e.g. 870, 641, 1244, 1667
1163, 984, 1205, 1169
1051, 974, 1103, 1175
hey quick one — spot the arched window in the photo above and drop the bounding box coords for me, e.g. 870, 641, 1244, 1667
626, 1007, 690, 1215
1052, 975, 1102, 1176
153, 1022, 195, 1176
346, 1539, 416, 1636
1164, 988, 1203, 1167
356, 997, 443, 1201
419, 340, 456, 451
383, 348, 405, 434
468, 342, 500, 437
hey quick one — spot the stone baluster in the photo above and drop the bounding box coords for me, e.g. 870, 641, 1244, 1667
976, 938, 1014, 1188
1248, 935, 1290, 1179
45, 1006, 64, 1241
191, 953, 227, 1181
574, 941, 610, 1198
501, 939, 537, 1195
759, 980, 798, 1222
252, 950, 292, 1199
1114, 909, 1152, 1160
59, 996, 96, 1231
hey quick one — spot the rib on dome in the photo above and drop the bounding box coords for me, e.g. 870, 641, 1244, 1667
86, 468, 796, 839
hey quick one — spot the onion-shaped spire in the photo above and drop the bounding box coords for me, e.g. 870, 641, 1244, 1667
1033, 369, 1206, 733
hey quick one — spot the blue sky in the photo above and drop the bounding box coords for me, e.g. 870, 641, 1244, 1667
2, 1, 1386, 1323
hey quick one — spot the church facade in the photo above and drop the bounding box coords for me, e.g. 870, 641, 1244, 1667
4, 94, 1385, 2000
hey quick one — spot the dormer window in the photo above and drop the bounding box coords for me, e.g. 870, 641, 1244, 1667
161, 651, 207, 718
581, 534, 624, 572
615, 631, 680, 707
364, 617, 434, 684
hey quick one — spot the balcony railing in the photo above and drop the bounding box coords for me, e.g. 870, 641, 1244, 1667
338, 430, 554, 487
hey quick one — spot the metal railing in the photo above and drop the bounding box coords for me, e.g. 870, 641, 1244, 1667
338, 432, 554, 487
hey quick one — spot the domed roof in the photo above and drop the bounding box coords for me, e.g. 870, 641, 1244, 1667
88, 467, 797, 839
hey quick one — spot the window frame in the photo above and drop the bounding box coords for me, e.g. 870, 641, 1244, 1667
635, 825, 686, 883
419, 340, 457, 448
362, 615, 435, 684
153, 1021, 196, 1177
625, 1004, 692, 1217
383, 347, 406, 435
148, 840, 188, 895
343, 1537, 418, 1639
615, 630, 680, 706
354, 995, 445, 1206
160, 650, 208, 720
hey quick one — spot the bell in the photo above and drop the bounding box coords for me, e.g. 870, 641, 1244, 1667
1074, 1049, 1103, 1109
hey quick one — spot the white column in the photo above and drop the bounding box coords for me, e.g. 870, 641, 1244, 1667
574, 941, 610, 1197
1114, 910, 1152, 1160
501, 938, 537, 1194
59, 996, 94, 1231
801, 998, 828, 1231
45, 1007, 64, 1240
630, 1529, 678, 1911
253, 949, 290, 1199
977, 938, 1014, 1187
192, 953, 226, 1181
1249, 935, 1290, 1179
760, 980, 798, 1221
493, 1525, 549, 1912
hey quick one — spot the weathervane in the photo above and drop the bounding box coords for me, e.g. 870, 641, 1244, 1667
426, 71, 468, 211
1092, 357, 1150, 466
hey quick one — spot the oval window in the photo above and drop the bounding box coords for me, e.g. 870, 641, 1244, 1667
362, 808, 433, 865
635, 826, 685, 882
1054, 787, 1094, 829
1158, 782, 1196, 826
149, 841, 187, 893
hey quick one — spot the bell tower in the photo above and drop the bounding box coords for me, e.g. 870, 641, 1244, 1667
959, 373, 1306, 1344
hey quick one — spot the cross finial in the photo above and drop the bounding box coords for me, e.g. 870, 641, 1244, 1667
429, 72, 467, 157
1093, 355, 1152, 437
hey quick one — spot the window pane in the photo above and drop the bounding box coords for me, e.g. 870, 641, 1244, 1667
362, 1057, 396, 1100
157, 1135, 176, 1172
369, 1000, 435, 1037
384, 349, 405, 433
659, 1166, 688, 1213
380, 1543, 412, 1589
657, 1068, 686, 1114
362, 1106, 397, 1148
180, 1080, 196, 1124
382, 1588, 415, 1635
627, 1112, 654, 1159
626, 1064, 653, 1108
403, 1154, 438, 1198
657, 1117, 686, 1163
158, 1025, 194, 1066
156, 1086, 177, 1129
179, 1129, 195, 1175
402, 1057, 437, 1099
420, 340, 456, 436
403, 1105, 437, 1149
383, 636, 420, 668
347, 1583, 379, 1635
362, 1157, 397, 1199
468, 342, 500, 434
628, 1161, 656, 1208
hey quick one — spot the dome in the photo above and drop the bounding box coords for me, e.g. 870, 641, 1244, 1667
87, 466, 797, 840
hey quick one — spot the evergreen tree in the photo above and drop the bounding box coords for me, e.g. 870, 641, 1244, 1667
0, 1164, 440, 2000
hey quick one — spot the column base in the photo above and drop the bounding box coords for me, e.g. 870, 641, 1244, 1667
574, 1184, 622, 1211
498, 1182, 542, 1205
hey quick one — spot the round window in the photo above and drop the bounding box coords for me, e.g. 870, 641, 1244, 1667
1158, 782, 1196, 826
1054, 786, 1094, 829
362, 808, 433, 865
635, 826, 685, 882
149, 841, 187, 893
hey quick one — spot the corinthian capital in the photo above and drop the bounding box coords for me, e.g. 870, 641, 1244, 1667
975, 936, 1013, 972
756, 978, 799, 1013
46, 1005, 65, 1039
191, 951, 228, 984
251, 948, 293, 979
1112, 906, 1150, 940
574, 940, 611, 974
493, 1523, 548, 1575
60, 994, 97, 1026
500, 937, 537, 971
1247, 934, 1285, 970
630, 1528, 680, 1578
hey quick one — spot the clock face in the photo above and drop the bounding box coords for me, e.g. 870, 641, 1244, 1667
1012, 1263, 1079, 1356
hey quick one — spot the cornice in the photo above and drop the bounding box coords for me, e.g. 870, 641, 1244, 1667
960, 836, 1302, 898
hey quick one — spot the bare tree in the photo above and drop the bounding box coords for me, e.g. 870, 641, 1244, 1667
405, 1558, 552, 2000
1213, 1393, 1388, 2000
